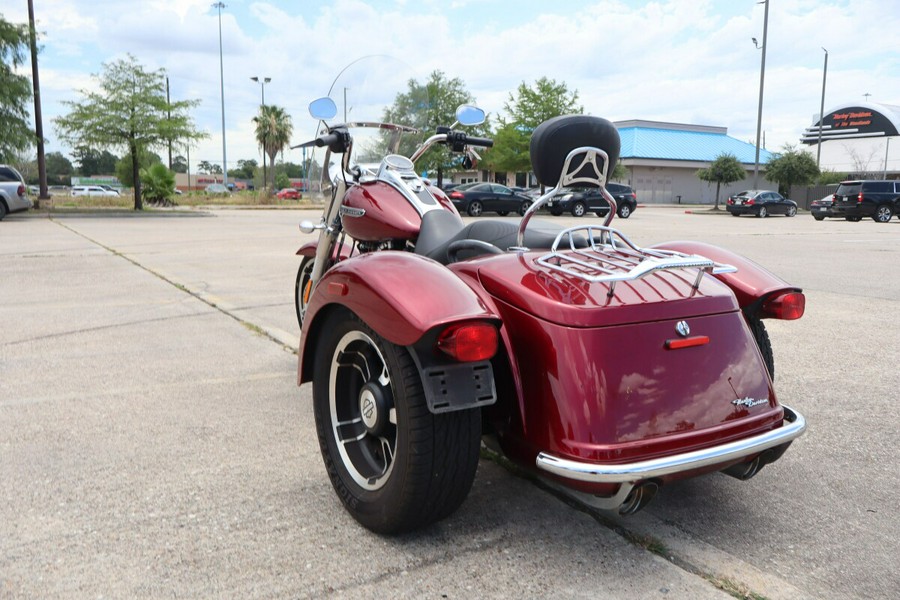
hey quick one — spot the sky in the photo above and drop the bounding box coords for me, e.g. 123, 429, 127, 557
2, 0, 898, 172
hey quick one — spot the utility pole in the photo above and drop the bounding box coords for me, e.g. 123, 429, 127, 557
27, 0, 49, 205
752, 0, 769, 189
213, 2, 228, 186
816, 48, 828, 170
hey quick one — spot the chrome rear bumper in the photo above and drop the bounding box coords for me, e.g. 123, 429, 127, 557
536, 405, 806, 487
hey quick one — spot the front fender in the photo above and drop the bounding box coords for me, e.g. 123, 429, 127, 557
651, 241, 801, 315
298, 252, 500, 384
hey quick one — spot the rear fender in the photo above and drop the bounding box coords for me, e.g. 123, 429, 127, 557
298, 252, 501, 384
651, 241, 803, 318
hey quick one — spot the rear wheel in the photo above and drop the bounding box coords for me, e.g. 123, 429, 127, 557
294, 257, 314, 328
873, 205, 893, 223
467, 200, 483, 217
813, 215, 825, 221
757, 206, 768, 218
748, 316, 774, 380
617, 204, 632, 219
312, 310, 482, 534
571, 201, 586, 217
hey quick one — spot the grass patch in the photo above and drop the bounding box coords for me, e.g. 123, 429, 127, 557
41, 190, 322, 210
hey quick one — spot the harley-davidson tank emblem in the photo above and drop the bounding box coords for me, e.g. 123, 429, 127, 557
732, 397, 769, 408
340, 206, 366, 218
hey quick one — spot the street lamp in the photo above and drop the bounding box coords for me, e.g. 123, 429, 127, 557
752, 0, 769, 189
816, 47, 828, 170
251, 76, 271, 189
213, 2, 227, 186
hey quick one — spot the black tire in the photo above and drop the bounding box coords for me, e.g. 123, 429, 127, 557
0, 201, 7, 221
845, 216, 861, 222
571, 201, 586, 217
467, 200, 483, 217
731, 212, 741, 217
786, 206, 797, 217
617, 204, 632, 219
748, 316, 774, 380
497, 210, 509, 216
873, 205, 893, 223
550, 210, 563, 216
312, 310, 481, 534
813, 215, 825, 221
517, 202, 528, 216
294, 257, 314, 328
757, 206, 768, 218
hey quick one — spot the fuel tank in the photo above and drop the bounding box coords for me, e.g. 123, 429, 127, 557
462, 251, 783, 492
341, 181, 423, 242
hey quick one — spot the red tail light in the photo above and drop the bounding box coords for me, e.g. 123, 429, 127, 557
449, 191, 463, 199
17, 184, 25, 196
437, 322, 498, 362
762, 292, 806, 320
727, 197, 734, 205
857, 192, 863, 203
746, 198, 755, 205
665, 335, 710, 350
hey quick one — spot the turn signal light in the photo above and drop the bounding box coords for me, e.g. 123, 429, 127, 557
763, 292, 806, 320
437, 322, 498, 362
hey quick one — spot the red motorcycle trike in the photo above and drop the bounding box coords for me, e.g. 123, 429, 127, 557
294, 96, 806, 534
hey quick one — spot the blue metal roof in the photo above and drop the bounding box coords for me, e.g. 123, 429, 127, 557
617, 126, 773, 165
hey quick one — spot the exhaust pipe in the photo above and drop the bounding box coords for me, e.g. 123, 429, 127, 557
618, 481, 659, 516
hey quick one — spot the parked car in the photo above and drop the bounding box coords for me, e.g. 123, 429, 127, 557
726, 190, 798, 218
71, 185, 119, 197
828, 180, 899, 222
0, 164, 32, 221
545, 182, 638, 218
204, 183, 230, 195
276, 187, 302, 200
810, 194, 836, 220
447, 182, 532, 216
98, 185, 121, 195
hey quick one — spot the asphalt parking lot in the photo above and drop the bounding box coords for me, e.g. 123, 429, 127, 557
1, 206, 898, 599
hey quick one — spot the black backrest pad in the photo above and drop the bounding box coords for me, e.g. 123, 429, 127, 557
529, 115, 620, 187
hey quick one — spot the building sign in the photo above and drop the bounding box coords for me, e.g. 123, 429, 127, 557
802, 104, 900, 145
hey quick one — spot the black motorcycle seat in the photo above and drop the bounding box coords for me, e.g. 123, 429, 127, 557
415, 209, 586, 264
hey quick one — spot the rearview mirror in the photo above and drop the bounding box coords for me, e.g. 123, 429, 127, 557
309, 97, 338, 120
456, 104, 485, 127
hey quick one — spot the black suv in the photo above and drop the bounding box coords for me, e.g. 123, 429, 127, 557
829, 180, 899, 223
545, 182, 638, 218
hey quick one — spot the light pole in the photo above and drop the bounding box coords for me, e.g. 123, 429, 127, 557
816, 47, 828, 170
752, 0, 769, 189
213, 2, 228, 186
251, 76, 271, 189
884, 138, 891, 179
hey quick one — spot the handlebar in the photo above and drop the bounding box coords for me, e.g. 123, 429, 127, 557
463, 136, 494, 148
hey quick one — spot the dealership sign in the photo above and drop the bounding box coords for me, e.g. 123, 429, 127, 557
802, 103, 900, 145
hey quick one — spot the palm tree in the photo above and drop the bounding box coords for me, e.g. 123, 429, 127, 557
252, 105, 293, 191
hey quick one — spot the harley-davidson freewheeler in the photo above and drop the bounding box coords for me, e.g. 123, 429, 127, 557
293, 95, 806, 534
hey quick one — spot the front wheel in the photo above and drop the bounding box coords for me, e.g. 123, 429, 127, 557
467, 200, 483, 217
786, 206, 797, 217
312, 310, 482, 534
517, 202, 528, 216
873, 205, 893, 223
294, 257, 314, 328
571, 201, 586, 217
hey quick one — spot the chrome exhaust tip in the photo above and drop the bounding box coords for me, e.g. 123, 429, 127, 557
618, 481, 659, 516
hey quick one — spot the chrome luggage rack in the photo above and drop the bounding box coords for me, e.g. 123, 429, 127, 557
535, 225, 737, 297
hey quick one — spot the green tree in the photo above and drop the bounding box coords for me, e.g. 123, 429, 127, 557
54, 55, 205, 210
381, 70, 488, 185
0, 17, 34, 161
817, 168, 847, 186
115, 149, 162, 188
252, 105, 293, 191
140, 163, 176, 204
610, 162, 628, 182
45, 151, 74, 185
73, 145, 119, 176
229, 158, 258, 180
485, 77, 582, 175
275, 171, 290, 190
171, 155, 188, 174
696, 153, 746, 209
764, 145, 820, 195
